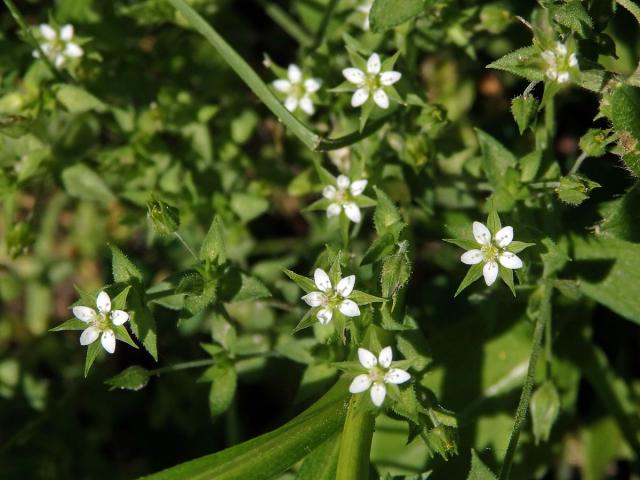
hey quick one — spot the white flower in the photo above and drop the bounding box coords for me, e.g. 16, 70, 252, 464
460, 221, 523, 287
323, 174, 368, 223
273, 64, 322, 115
342, 53, 401, 109
72, 291, 129, 354
33, 23, 83, 68
356, 1, 373, 30
541, 42, 578, 84
301, 268, 360, 324
349, 346, 411, 407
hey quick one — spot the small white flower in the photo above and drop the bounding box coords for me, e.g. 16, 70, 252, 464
323, 174, 368, 223
301, 268, 361, 324
356, 1, 373, 30
349, 346, 411, 407
460, 221, 523, 286
273, 64, 322, 115
72, 291, 129, 354
342, 53, 401, 109
33, 23, 83, 68
541, 42, 578, 84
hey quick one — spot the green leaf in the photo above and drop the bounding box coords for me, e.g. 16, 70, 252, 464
454, 263, 484, 297
506, 241, 535, 254
381, 253, 411, 302
61, 164, 115, 204
511, 95, 538, 135
55, 84, 108, 114
284, 269, 317, 294
498, 265, 516, 297
361, 232, 397, 265
530, 381, 560, 444
84, 341, 101, 378
369, 0, 425, 32
487, 46, 544, 82
443, 238, 480, 251
227, 273, 271, 303
349, 290, 385, 304
466, 450, 497, 480
0, 114, 32, 138
105, 366, 151, 391
556, 174, 600, 206
201, 362, 237, 417
540, 238, 569, 278
475, 129, 517, 188
110, 245, 143, 284
147, 198, 180, 236
599, 182, 640, 242
230, 192, 269, 223
373, 186, 402, 235
293, 308, 318, 333
610, 84, 640, 167
485, 205, 502, 235
201, 216, 227, 264
49, 318, 87, 332
551, 0, 593, 37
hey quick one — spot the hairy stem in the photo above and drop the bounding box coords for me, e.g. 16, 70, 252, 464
336, 396, 375, 480
568, 151, 588, 175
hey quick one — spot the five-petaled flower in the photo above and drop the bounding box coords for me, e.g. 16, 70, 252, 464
323, 174, 367, 223
273, 64, 322, 115
349, 346, 411, 407
33, 23, 83, 68
460, 221, 523, 286
302, 268, 360, 324
541, 42, 578, 84
72, 291, 129, 354
342, 53, 401, 109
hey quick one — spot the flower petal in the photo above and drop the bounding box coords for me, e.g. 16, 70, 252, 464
336, 175, 351, 190
73, 306, 96, 322
314, 268, 332, 292
39, 24, 56, 40
287, 64, 302, 83
101, 329, 116, 354
494, 226, 513, 248
64, 42, 83, 58
367, 53, 381, 75
317, 307, 333, 325
327, 203, 341, 218
460, 249, 483, 265
349, 374, 372, 393
304, 78, 321, 93
336, 275, 356, 297
370, 382, 386, 406
96, 291, 111, 313
384, 368, 411, 385
569, 53, 578, 67
323, 185, 337, 200
358, 347, 378, 368
302, 291, 326, 307
80, 326, 100, 346
299, 96, 315, 115
556, 42, 567, 55
472, 221, 492, 245
273, 79, 291, 92
342, 67, 365, 85
351, 88, 369, 107
350, 179, 367, 196
339, 299, 360, 317
378, 346, 393, 368
372, 89, 389, 109
499, 252, 523, 270
343, 202, 362, 223
284, 96, 298, 112
54, 54, 66, 68
541, 50, 555, 64
111, 310, 129, 326
60, 24, 74, 41
483, 261, 499, 286
380, 71, 402, 86
557, 72, 570, 83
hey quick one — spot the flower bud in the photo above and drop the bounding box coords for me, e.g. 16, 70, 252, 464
147, 199, 180, 235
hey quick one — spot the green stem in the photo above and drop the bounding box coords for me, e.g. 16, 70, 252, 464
308, 0, 339, 51
174, 231, 199, 262
258, 0, 313, 47
568, 151, 588, 176
336, 396, 375, 480
522, 80, 539, 98
616, 0, 640, 25
498, 283, 551, 480
149, 359, 215, 376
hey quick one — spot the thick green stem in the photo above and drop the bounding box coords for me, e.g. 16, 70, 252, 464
336, 396, 376, 480
498, 283, 551, 480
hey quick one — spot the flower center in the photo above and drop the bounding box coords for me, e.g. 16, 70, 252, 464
368, 367, 385, 382
365, 75, 381, 91
93, 312, 111, 331
481, 243, 500, 262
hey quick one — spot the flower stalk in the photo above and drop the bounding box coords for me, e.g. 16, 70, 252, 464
336, 395, 376, 480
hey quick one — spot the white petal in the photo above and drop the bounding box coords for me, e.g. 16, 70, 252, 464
343, 202, 362, 223
499, 252, 523, 270
569, 53, 578, 67
473, 221, 492, 245
33, 50, 40, 58
96, 291, 111, 313
273, 79, 292, 93
370, 382, 386, 406
101, 329, 116, 354
494, 226, 513, 248
379, 71, 401, 86
111, 310, 129, 326
336, 175, 351, 190
60, 24, 74, 41
541, 50, 555, 64
317, 307, 333, 325
367, 53, 381, 75
64, 43, 83, 58
461, 249, 484, 265
546, 68, 558, 80
349, 374, 372, 393
342, 67, 366, 85
72, 306, 96, 322
350, 179, 367, 196
80, 326, 100, 346
327, 203, 341, 218
351, 88, 369, 107
372, 89, 389, 109
287, 64, 302, 83
299, 96, 314, 115
378, 346, 393, 368
483, 261, 499, 286
339, 299, 360, 317
54, 55, 66, 68
384, 368, 411, 385
323, 185, 337, 200
314, 268, 332, 292
304, 78, 321, 93
284, 96, 298, 112
556, 42, 567, 56
336, 275, 356, 297
39, 24, 56, 40
557, 72, 570, 83
358, 348, 378, 368
302, 291, 326, 307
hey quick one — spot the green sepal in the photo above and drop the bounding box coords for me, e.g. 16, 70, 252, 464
454, 263, 484, 297
84, 341, 102, 378
113, 324, 139, 349
293, 308, 318, 333
443, 238, 480, 251
50, 318, 87, 332
283, 269, 317, 293
507, 241, 535, 254
498, 265, 516, 297
349, 290, 385, 304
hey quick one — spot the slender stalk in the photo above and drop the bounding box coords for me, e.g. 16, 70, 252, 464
498, 283, 551, 480
336, 396, 375, 480
527, 181, 560, 189
568, 151, 588, 175
616, 0, 640, 25
258, 0, 313, 47
174, 231, 199, 262
522, 80, 539, 98
149, 358, 215, 376
308, 0, 339, 51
